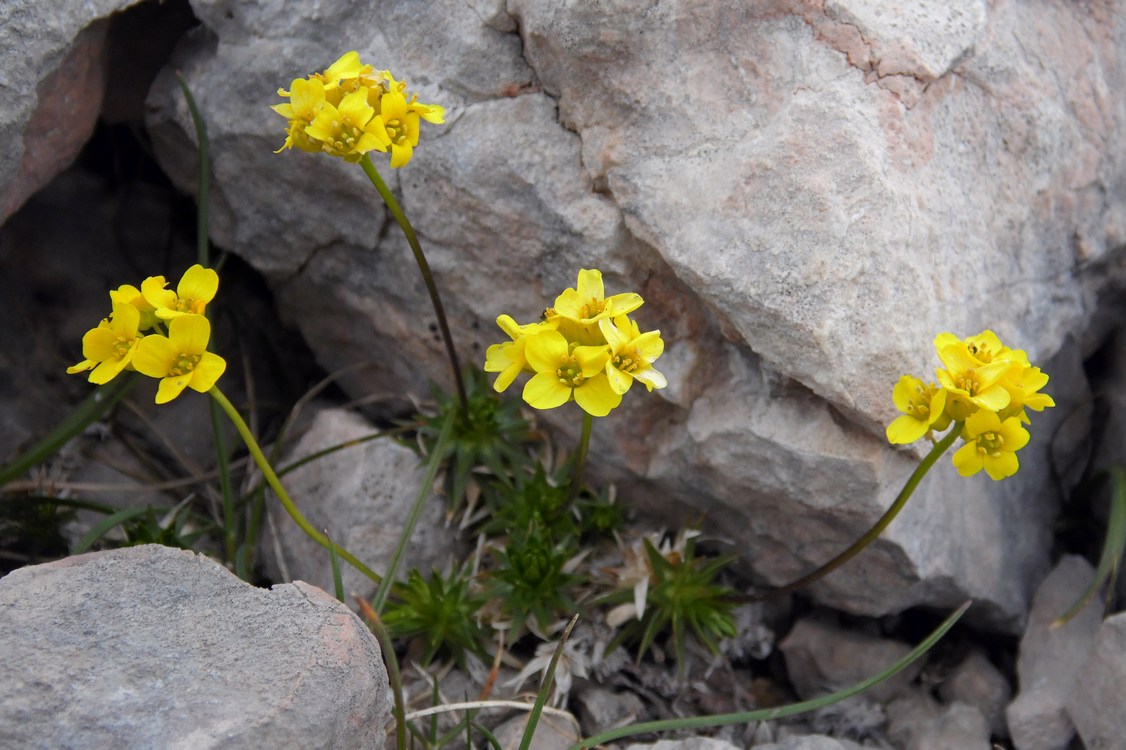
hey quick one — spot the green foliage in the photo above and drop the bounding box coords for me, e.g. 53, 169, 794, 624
480, 462, 576, 540
417, 368, 532, 513
0, 498, 75, 572
611, 533, 737, 675
382, 566, 489, 668
576, 486, 625, 540
486, 521, 581, 634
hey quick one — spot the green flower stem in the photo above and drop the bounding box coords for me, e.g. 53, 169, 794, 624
0, 375, 135, 489
567, 411, 594, 506
748, 422, 964, 602
359, 154, 468, 419
1052, 466, 1126, 628
357, 599, 407, 750
371, 408, 455, 613
208, 385, 382, 586
519, 614, 580, 750
571, 601, 970, 749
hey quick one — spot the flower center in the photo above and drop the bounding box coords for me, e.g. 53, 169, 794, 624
113, 338, 134, 360
555, 356, 584, 389
578, 297, 605, 320
976, 431, 1005, 457
170, 353, 201, 377
967, 342, 994, 362
955, 369, 981, 396
612, 348, 640, 374
385, 118, 407, 146
323, 120, 364, 155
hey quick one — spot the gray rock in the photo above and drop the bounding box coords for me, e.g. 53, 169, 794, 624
753, 734, 867, 750
938, 649, 1011, 738
623, 739, 741, 750
0, 0, 149, 223
0, 544, 390, 749
260, 406, 458, 602
144, 0, 1125, 624
493, 710, 581, 750
576, 685, 645, 735
1006, 555, 1102, 750
886, 689, 990, 750
780, 616, 924, 704
1065, 611, 1126, 750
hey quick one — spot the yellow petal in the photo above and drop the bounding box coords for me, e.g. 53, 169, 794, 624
523, 372, 571, 410
573, 373, 621, 417
177, 265, 219, 305
169, 314, 211, 355
605, 363, 633, 395
155, 375, 191, 404
575, 269, 604, 302
886, 414, 929, 445
133, 335, 177, 378
524, 331, 568, 374
952, 442, 984, 477
188, 352, 227, 393
983, 451, 1019, 480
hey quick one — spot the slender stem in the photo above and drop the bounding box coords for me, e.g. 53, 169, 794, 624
571, 601, 970, 749
568, 411, 594, 506
358, 154, 468, 418
356, 598, 407, 750
519, 614, 580, 750
208, 385, 383, 586
746, 422, 964, 602
371, 408, 455, 613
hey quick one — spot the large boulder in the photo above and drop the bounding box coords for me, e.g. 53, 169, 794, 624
143, 0, 1126, 627
0, 544, 391, 749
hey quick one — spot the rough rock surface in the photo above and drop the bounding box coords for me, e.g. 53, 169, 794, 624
0, 544, 390, 749
751, 735, 866, 750
0, 0, 139, 222
260, 406, 458, 602
779, 615, 924, 704
130, 0, 1126, 625
1006, 555, 1102, 750
1065, 610, 1126, 750
885, 689, 991, 750
937, 649, 1011, 738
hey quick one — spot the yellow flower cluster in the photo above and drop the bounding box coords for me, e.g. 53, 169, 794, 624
67, 265, 227, 404
484, 269, 666, 418
887, 330, 1055, 480
272, 51, 445, 168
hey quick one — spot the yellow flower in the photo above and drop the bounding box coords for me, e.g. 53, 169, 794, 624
522, 330, 620, 417
951, 409, 1030, 480
382, 71, 446, 124
483, 314, 556, 393
272, 77, 328, 154
599, 315, 666, 395
552, 269, 643, 326
998, 366, 1055, 424
109, 284, 160, 331
66, 303, 143, 384
886, 375, 951, 444
370, 87, 420, 168
304, 90, 391, 162
935, 343, 1011, 420
934, 330, 1029, 368
132, 315, 227, 404
274, 54, 443, 167
141, 264, 220, 321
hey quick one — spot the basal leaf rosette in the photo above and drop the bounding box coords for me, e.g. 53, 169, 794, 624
483, 269, 666, 418
886, 329, 1055, 480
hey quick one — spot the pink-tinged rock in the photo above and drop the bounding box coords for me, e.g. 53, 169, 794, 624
0, 545, 390, 749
